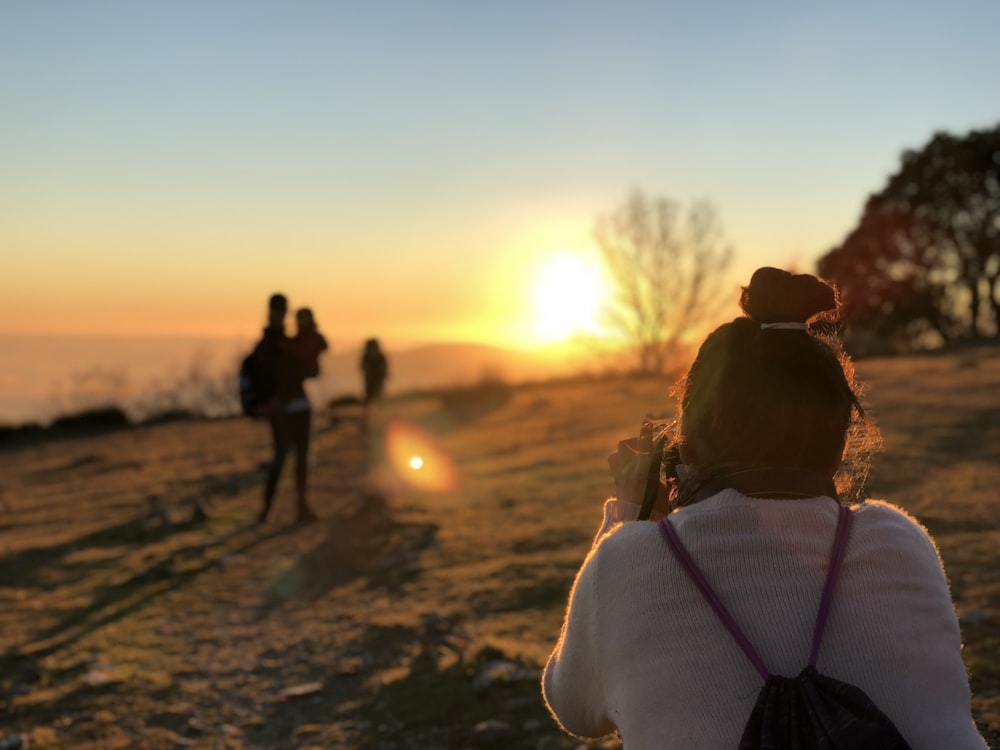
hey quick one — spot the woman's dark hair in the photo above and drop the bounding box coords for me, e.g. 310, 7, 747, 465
678, 267, 878, 500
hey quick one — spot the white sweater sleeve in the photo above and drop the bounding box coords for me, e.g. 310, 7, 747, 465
542, 504, 619, 739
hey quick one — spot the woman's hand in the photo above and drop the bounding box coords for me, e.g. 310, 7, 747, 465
607, 422, 671, 521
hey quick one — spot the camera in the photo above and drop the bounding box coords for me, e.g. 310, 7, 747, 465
644, 420, 683, 478
637, 420, 683, 520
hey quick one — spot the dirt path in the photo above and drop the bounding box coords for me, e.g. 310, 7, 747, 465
0, 397, 603, 749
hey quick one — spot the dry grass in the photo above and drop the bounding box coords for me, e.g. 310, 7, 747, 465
0, 349, 997, 749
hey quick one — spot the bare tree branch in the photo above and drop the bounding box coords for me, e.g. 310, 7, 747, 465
595, 189, 735, 374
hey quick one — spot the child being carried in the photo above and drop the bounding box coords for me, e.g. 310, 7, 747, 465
285, 307, 328, 378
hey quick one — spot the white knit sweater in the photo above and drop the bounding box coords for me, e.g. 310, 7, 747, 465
542, 491, 987, 749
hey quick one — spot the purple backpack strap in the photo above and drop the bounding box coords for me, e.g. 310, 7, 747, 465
658, 518, 771, 681
808, 504, 854, 667
658, 504, 855, 681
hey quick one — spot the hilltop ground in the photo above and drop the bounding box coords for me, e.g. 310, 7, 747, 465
1, 346, 999, 749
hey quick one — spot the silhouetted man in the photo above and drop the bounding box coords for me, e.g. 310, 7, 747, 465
252, 293, 319, 524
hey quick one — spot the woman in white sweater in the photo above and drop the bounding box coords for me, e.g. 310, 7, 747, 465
542, 268, 987, 749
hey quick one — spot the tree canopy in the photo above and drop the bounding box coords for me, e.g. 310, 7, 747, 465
818, 123, 1000, 350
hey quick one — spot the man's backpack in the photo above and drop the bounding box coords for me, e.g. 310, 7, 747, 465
659, 506, 913, 749
238, 350, 268, 418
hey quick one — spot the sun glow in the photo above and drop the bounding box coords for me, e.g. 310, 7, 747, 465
531, 251, 609, 343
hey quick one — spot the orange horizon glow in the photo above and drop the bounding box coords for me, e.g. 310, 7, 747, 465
2, 227, 624, 351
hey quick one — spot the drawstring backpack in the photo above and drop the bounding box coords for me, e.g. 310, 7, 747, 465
659, 505, 913, 749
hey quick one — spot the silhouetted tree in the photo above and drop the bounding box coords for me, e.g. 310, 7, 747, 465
819, 123, 1000, 348
595, 189, 734, 374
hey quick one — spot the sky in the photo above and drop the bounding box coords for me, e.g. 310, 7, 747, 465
2, 0, 998, 351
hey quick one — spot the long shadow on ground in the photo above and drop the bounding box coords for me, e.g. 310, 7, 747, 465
244, 624, 558, 750
4, 522, 298, 664
0, 465, 266, 590
261, 494, 440, 608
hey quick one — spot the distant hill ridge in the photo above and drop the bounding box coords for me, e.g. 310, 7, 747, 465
0, 334, 604, 426
312, 340, 598, 402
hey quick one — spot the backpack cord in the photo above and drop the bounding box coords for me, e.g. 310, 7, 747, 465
658, 504, 854, 682
808, 504, 853, 667
658, 518, 771, 681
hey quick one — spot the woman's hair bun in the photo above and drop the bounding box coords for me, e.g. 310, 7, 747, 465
739, 267, 838, 324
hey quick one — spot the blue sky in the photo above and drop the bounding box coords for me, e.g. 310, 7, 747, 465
2, 0, 998, 345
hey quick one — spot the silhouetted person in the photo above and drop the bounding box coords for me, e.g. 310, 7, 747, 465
283, 307, 328, 378
360, 338, 388, 426
252, 293, 319, 524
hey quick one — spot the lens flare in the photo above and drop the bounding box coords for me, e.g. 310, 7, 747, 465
384, 419, 457, 492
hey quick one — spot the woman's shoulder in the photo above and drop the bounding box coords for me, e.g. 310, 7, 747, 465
590, 508, 668, 562
852, 498, 929, 532
850, 498, 944, 564
583, 519, 670, 591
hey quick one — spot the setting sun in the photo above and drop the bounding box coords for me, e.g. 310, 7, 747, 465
531, 251, 610, 343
